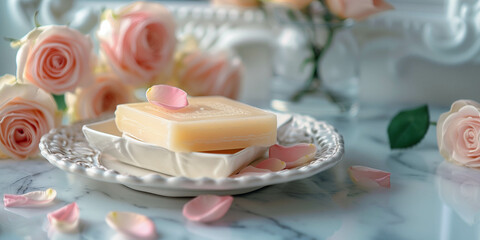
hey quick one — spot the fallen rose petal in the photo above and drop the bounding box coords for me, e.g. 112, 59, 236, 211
348, 165, 391, 189
233, 165, 272, 177
4, 188, 56, 208
254, 158, 286, 171
269, 143, 317, 168
183, 195, 233, 223
146, 85, 188, 110
47, 202, 80, 233
106, 211, 157, 240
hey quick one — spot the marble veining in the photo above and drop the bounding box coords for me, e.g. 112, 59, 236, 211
1, 105, 480, 239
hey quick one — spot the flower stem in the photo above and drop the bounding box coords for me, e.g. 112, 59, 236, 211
34, 11, 41, 28
53, 94, 67, 111
291, 24, 336, 102
430, 121, 437, 126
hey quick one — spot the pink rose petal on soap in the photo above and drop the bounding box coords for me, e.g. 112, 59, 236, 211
254, 158, 286, 171
4, 188, 56, 208
47, 202, 80, 233
348, 165, 391, 189
146, 85, 188, 110
269, 143, 317, 168
106, 211, 157, 240
183, 195, 233, 223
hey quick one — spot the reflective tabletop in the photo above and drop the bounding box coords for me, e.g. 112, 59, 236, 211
0, 105, 478, 240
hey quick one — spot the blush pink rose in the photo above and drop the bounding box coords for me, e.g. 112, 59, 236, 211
0, 74, 57, 160
16, 26, 95, 94
178, 51, 243, 99
437, 100, 480, 167
269, 0, 313, 9
211, 0, 260, 8
97, 2, 176, 86
325, 0, 394, 20
66, 73, 135, 122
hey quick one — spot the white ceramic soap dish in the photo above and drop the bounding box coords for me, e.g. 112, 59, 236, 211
81, 113, 293, 178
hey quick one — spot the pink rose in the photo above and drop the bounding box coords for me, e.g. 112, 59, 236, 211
0, 74, 57, 160
325, 0, 393, 20
211, 0, 260, 8
437, 100, 480, 167
16, 26, 95, 94
178, 51, 243, 99
97, 2, 176, 86
66, 73, 135, 122
269, 0, 313, 9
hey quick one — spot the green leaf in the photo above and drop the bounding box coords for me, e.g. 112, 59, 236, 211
387, 105, 430, 149
53, 94, 67, 111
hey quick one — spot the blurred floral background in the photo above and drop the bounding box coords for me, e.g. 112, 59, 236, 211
2, 0, 480, 161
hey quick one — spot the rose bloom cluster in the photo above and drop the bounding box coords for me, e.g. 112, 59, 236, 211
213, 0, 393, 20
0, 1, 243, 160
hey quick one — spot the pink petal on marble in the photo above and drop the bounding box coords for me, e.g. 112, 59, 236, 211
106, 211, 157, 240
269, 143, 317, 168
4, 188, 56, 208
183, 195, 233, 223
254, 158, 286, 171
348, 165, 391, 189
47, 202, 80, 233
146, 85, 188, 110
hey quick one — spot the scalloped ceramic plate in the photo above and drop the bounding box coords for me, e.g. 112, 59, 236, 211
40, 114, 344, 197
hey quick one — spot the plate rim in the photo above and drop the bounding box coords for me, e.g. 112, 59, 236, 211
39, 114, 344, 191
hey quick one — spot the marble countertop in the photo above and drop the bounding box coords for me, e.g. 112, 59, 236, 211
1, 105, 479, 240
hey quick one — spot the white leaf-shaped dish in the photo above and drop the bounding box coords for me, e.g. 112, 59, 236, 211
82, 119, 268, 178
40, 113, 344, 197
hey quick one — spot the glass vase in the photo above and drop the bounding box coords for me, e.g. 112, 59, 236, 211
270, 20, 360, 118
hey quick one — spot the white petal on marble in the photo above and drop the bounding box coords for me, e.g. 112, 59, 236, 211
105, 211, 158, 240
47, 202, 80, 233
3, 188, 57, 208
348, 165, 391, 189
183, 195, 233, 223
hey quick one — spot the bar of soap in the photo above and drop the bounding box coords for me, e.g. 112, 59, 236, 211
115, 96, 277, 152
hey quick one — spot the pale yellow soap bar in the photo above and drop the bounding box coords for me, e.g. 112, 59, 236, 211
115, 96, 277, 152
